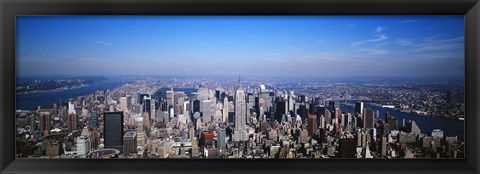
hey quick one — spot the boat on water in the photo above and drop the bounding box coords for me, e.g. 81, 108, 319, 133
458, 117, 465, 121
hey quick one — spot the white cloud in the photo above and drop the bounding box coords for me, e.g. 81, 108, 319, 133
368, 34, 388, 42
376, 26, 385, 33
407, 36, 464, 52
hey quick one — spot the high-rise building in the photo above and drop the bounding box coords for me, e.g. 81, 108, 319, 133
355, 102, 364, 115
167, 87, 174, 107
68, 100, 76, 115
123, 131, 137, 155
363, 108, 375, 129
288, 90, 295, 112
334, 107, 341, 127
67, 114, 77, 131
143, 95, 152, 117
233, 75, 248, 142
307, 114, 317, 137
76, 135, 90, 156
223, 97, 229, 123
139, 94, 149, 105
217, 128, 227, 154
275, 100, 286, 122
104, 112, 124, 151
202, 100, 212, 122
90, 110, 98, 128
120, 96, 128, 113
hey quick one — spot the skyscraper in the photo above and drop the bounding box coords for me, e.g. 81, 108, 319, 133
123, 131, 137, 155
166, 87, 174, 107
217, 127, 227, 154
363, 108, 375, 129
143, 95, 152, 117
223, 97, 229, 123
90, 110, 98, 128
202, 100, 212, 122
334, 107, 341, 127
355, 102, 364, 115
104, 112, 124, 151
233, 75, 247, 142
120, 96, 128, 113
307, 114, 317, 137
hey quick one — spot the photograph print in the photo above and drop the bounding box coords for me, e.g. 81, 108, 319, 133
15, 16, 465, 159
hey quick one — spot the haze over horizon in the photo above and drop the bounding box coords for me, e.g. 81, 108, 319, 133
16, 16, 465, 78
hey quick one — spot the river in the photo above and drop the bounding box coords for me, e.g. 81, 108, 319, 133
340, 102, 464, 141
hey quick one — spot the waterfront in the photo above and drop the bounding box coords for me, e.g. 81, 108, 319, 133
16, 78, 124, 110
341, 102, 464, 140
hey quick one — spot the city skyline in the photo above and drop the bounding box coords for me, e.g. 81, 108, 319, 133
16, 16, 464, 77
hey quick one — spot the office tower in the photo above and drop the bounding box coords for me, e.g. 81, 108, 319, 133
90, 110, 98, 128
298, 104, 308, 120
247, 93, 255, 110
104, 112, 124, 151
233, 75, 247, 142
68, 100, 76, 115
288, 90, 295, 112
150, 99, 156, 121
319, 115, 325, 129
39, 114, 50, 131
135, 91, 141, 104
169, 107, 174, 118
217, 128, 227, 154
166, 87, 174, 107
223, 97, 229, 123
307, 114, 317, 137
324, 109, 332, 126
363, 108, 375, 129
139, 94, 149, 105
334, 107, 341, 127
275, 100, 286, 122
193, 100, 200, 113
126, 95, 132, 109
67, 114, 78, 131
120, 96, 128, 113
143, 95, 151, 117
197, 88, 209, 101
202, 100, 212, 122
142, 112, 151, 134
381, 136, 387, 156
387, 117, 398, 130
123, 131, 137, 155
76, 135, 90, 156
355, 102, 364, 114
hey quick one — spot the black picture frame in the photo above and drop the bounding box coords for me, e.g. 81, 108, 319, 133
1, 0, 479, 174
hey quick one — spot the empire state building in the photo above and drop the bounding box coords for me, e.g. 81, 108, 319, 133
233, 75, 248, 142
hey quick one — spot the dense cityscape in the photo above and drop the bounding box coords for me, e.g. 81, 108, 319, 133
15, 75, 464, 159
15, 16, 465, 159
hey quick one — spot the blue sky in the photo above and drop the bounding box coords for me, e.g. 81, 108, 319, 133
16, 16, 464, 77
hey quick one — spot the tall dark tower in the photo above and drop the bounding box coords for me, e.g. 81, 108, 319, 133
104, 111, 124, 151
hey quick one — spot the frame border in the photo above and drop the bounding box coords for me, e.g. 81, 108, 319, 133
1, 0, 479, 174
